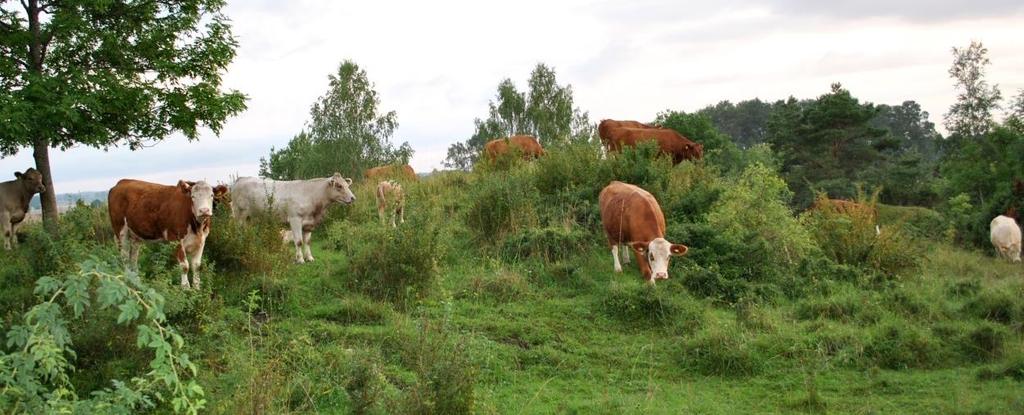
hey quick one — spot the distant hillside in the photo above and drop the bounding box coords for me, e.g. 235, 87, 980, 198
29, 191, 108, 211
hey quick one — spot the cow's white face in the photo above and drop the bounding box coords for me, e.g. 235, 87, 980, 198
327, 172, 356, 204
179, 180, 216, 218
632, 237, 688, 280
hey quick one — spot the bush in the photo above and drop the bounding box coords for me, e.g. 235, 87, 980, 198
332, 213, 444, 306
205, 202, 291, 276
876, 204, 945, 240
59, 201, 114, 245
959, 323, 1009, 362
397, 321, 477, 414
795, 288, 883, 325
963, 288, 1023, 328
464, 166, 540, 244
600, 282, 704, 332
501, 225, 589, 262
863, 320, 945, 369
344, 351, 391, 415
676, 324, 764, 377
802, 192, 921, 277
977, 356, 1024, 382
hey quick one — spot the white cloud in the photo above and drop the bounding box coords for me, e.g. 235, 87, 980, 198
1, 1, 1022, 193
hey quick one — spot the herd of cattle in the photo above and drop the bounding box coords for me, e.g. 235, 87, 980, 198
0, 119, 1020, 289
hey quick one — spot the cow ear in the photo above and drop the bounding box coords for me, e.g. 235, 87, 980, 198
177, 180, 192, 193
14, 172, 23, 179
670, 244, 689, 256
214, 185, 228, 196
345, 178, 353, 185
630, 241, 648, 254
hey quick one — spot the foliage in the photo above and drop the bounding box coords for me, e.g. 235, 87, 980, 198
260, 60, 412, 179
464, 166, 540, 243
697, 99, 776, 148
0, 0, 247, 229
204, 200, 291, 276
501, 225, 589, 262
444, 63, 593, 169
600, 282, 704, 331
0, 260, 204, 413
944, 41, 1003, 140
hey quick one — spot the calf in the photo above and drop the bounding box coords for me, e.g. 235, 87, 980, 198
483, 135, 545, 163
599, 181, 689, 284
0, 168, 46, 250
108, 179, 227, 288
990, 215, 1021, 263
376, 180, 405, 227
231, 173, 355, 263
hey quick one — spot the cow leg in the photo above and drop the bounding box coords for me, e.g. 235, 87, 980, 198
189, 241, 206, 290
398, 201, 405, 225
129, 241, 141, 272
302, 231, 314, 262
9, 221, 18, 247
289, 218, 305, 263
390, 208, 397, 227
611, 244, 622, 273
621, 245, 631, 264
378, 203, 386, 225
1, 212, 11, 250
177, 244, 191, 289
116, 224, 132, 267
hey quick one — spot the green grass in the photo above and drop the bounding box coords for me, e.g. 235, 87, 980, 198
3, 167, 1024, 414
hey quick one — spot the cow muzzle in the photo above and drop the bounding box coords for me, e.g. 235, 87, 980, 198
655, 272, 668, 280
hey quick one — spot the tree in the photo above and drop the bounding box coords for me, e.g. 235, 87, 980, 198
767, 84, 891, 207
1006, 89, 1024, 132
944, 41, 1002, 140
697, 99, 775, 148
444, 63, 591, 169
0, 0, 247, 233
872, 101, 943, 161
260, 60, 411, 180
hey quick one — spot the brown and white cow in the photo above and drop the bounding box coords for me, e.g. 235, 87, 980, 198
483, 135, 545, 163
599, 181, 688, 284
230, 173, 355, 263
0, 168, 46, 250
365, 164, 418, 182
108, 179, 227, 289
376, 180, 405, 227
598, 120, 703, 164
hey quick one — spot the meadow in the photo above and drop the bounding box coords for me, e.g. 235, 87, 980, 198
1, 141, 1021, 414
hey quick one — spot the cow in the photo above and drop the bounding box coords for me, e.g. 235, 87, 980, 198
0, 168, 46, 250
598, 120, 703, 164
365, 164, 417, 182
597, 119, 662, 140
376, 180, 405, 227
599, 181, 689, 284
483, 135, 545, 163
990, 215, 1021, 263
230, 172, 356, 263
108, 179, 228, 289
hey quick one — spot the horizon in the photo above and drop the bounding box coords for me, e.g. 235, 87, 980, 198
1, 0, 1022, 193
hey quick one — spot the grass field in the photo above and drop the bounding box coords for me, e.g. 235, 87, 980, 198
2, 154, 1023, 414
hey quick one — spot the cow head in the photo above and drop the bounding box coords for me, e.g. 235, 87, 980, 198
327, 172, 356, 204
631, 238, 688, 281
212, 184, 230, 210
178, 180, 216, 219
14, 168, 45, 194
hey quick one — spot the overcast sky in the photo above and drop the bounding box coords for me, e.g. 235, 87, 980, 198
2, 0, 1023, 193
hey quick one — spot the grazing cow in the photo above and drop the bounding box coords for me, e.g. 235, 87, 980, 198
597, 119, 662, 140
990, 215, 1021, 263
108, 179, 228, 289
599, 181, 689, 284
365, 164, 417, 182
376, 180, 405, 227
0, 168, 46, 250
598, 120, 703, 164
230, 173, 355, 263
483, 135, 545, 163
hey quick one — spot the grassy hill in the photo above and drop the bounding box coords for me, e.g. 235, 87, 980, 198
1, 144, 1022, 413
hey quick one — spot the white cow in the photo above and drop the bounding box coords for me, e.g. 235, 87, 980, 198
231, 173, 355, 263
990, 215, 1021, 263
376, 180, 405, 227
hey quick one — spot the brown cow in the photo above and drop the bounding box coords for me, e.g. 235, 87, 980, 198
0, 168, 45, 250
483, 135, 545, 163
376, 180, 405, 227
598, 120, 703, 164
597, 119, 662, 140
599, 181, 688, 284
365, 164, 417, 182
108, 179, 228, 289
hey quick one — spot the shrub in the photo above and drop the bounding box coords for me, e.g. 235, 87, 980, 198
863, 320, 945, 369
60, 201, 114, 245
501, 225, 589, 262
802, 192, 921, 277
204, 202, 291, 276
464, 166, 540, 244
334, 213, 444, 306
397, 321, 477, 414
959, 322, 1009, 362
795, 288, 883, 325
876, 204, 945, 240
676, 324, 764, 377
600, 282, 704, 332
344, 350, 390, 415
977, 356, 1024, 382
963, 288, 1023, 327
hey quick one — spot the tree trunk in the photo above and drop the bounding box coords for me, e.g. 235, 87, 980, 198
33, 140, 60, 234
26, 0, 58, 234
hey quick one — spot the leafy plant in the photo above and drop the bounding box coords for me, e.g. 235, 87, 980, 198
0, 259, 205, 413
